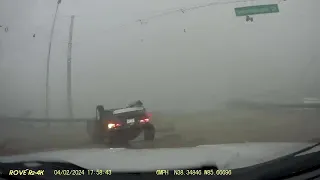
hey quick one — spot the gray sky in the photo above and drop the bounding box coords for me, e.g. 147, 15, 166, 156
0, 0, 319, 118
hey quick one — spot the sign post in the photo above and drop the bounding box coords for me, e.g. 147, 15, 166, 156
234, 4, 279, 17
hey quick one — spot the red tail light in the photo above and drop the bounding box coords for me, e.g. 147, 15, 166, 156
107, 122, 122, 129
139, 118, 150, 123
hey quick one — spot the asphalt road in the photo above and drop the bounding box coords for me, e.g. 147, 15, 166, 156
0, 108, 319, 156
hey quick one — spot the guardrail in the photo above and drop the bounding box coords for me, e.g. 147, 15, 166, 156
226, 101, 320, 109
0, 116, 176, 132
276, 103, 320, 109
0, 117, 93, 122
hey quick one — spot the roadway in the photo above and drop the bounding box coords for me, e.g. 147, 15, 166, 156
0, 108, 319, 156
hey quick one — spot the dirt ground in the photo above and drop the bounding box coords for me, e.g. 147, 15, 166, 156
0, 108, 319, 155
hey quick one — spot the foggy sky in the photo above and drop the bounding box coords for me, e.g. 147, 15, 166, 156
0, 0, 319, 118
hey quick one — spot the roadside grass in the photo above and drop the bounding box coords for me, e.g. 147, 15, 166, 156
152, 108, 320, 144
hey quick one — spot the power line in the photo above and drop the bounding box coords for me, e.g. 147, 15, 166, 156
80, 0, 286, 40
0, 0, 286, 41
141, 0, 259, 21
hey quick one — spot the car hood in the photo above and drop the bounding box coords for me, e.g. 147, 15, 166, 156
0, 142, 319, 172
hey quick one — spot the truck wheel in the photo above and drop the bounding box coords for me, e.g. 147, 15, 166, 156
144, 123, 155, 141
88, 105, 104, 144
96, 105, 104, 120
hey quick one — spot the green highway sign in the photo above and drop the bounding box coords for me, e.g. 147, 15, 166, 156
235, 4, 279, 16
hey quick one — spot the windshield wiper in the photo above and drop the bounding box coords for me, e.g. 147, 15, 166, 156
221, 142, 320, 180
277, 142, 320, 160
247, 142, 320, 169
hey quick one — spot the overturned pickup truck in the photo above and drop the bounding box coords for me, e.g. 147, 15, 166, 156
87, 101, 155, 144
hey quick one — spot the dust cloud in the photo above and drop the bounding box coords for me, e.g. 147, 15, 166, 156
0, 0, 319, 154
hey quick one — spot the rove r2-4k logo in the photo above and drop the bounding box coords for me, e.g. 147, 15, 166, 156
8, 169, 45, 176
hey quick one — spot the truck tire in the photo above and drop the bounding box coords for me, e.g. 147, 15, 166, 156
87, 105, 105, 143
96, 105, 104, 120
144, 123, 155, 141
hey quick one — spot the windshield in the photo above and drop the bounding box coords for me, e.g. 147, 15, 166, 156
0, 0, 319, 162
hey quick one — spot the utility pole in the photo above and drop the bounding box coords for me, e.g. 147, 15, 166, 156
0, 39, 3, 65
67, 15, 75, 119
45, 0, 62, 119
